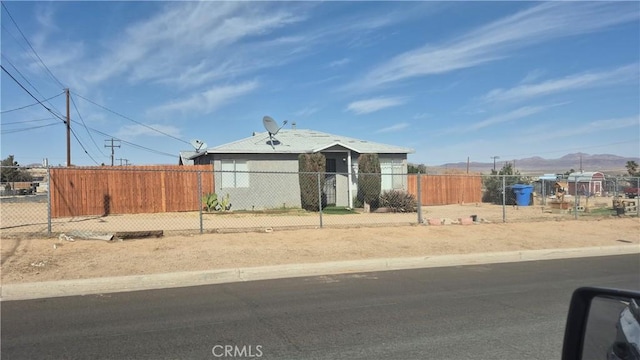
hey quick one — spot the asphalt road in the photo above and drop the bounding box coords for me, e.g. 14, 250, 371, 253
2, 255, 639, 360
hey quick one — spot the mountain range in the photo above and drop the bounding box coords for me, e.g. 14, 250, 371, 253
429, 153, 639, 175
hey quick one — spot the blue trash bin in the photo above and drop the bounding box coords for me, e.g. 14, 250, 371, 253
511, 184, 533, 206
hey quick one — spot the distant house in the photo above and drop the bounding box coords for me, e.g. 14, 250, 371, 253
567, 171, 605, 196
180, 129, 414, 210
178, 151, 197, 166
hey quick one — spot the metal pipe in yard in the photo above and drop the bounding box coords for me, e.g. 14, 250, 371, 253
574, 176, 578, 220
502, 175, 506, 223
198, 171, 203, 234
47, 166, 52, 236
317, 172, 323, 228
417, 172, 423, 224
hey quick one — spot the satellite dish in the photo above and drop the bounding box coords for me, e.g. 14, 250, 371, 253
262, 116, 288, 149
190, 139, 208, 152
263, 116, 279, 135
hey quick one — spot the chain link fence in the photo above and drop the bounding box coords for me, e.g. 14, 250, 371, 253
1, 166, 638, 239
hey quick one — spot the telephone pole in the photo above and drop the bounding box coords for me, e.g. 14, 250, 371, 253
116, 158, 130, 166
66, 88, 71, 167
104, 139, 121, 166
490, 156, 500, 171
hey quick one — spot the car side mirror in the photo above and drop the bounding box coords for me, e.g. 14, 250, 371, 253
562, 287, 640, 360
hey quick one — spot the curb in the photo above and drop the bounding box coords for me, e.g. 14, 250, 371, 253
2, 245, 638, 301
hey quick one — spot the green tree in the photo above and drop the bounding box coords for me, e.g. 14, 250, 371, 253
408, 163, 427, 174
357, 154, 381, 211
626, 161, 639, 176
563, 168, 576, 177
626, 160, 640, 187
0, 155, 33, 183
298, 153, 326, 211
482, 162, 527, 204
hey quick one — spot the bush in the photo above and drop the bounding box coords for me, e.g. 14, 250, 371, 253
357, 154, 381, 210
482, 162, 529, 204
298, 153, 326, 211
379, 190, 417, 212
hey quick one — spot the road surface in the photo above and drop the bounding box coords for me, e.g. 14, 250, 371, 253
2, 255, 639, 359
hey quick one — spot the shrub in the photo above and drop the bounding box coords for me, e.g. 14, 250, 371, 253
357, 154, 381, 210
482, 162, 529, 204
379, 190, 417, 212
298, 153, 326, 211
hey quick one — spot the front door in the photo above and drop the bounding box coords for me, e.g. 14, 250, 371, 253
324, 158, 337, 206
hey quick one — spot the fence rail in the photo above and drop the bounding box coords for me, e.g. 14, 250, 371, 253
1, 166, 638, 238
49, 165, 214, 217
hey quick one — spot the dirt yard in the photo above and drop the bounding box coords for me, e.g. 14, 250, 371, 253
2, 216, 638, 284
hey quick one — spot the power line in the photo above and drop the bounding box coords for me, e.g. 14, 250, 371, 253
2, 64, 101, 165
70, 127, 100, 165
1, 117, 58, 125
0, 64, 67, 123
1, 56, 66, 119
70, 119, 178, 158
0, 122, 60, 134
73, 92, 191, 145
1, 2, 66, 89
1, 92, 64, 113
69, 93, 107, 157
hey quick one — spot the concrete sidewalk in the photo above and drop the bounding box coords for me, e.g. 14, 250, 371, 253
2, 245, 639, 301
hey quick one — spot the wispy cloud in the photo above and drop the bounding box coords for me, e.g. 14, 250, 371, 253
469, 105, 552, 130
115, 124, 182, 140
483, 64, 639, 104
347, 2, 639, 91
346, 96, 407, 114
84, 2, 307, 86
413, 113, 430, 120
328, 58, 351, 68
295, 106, 320, 117
148, 81, 259, 117
376, 122, 409, 133
520, 69, 545, 84
533, 115, 639, 141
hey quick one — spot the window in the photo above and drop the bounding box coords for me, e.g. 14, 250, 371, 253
220, 160, 249, 188
380, 159, 404, 191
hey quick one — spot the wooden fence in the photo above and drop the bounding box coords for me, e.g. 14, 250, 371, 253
50, 165, 214, 218
407, 174, 482, 205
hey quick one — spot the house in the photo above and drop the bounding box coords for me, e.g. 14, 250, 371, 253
567, 171, 605, 196
178, 151, 197, 166
182, 128, 414, 210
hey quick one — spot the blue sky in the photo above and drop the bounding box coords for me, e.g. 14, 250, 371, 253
1, 1, 639, 166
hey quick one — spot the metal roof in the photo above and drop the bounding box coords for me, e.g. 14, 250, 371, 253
179, 151, 197, 165
191, 129, 414, 157
567, 171, 604, 182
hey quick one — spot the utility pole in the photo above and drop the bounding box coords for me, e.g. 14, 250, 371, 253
117, 158, 130, 166
466, 156, 470, 174
490, 156, 500, 171
579, 155, 583, 173
104, 139, 121, 166
65, 88, 71, 167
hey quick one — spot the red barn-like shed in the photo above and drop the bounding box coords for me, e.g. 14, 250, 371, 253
567, 171, 605, 196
